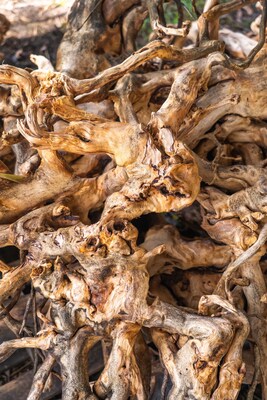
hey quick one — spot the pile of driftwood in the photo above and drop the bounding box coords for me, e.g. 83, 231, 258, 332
0, 0, 267, 399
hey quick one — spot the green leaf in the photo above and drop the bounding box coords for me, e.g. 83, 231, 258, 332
181, 0, 196, 19
0, 173, 26, 183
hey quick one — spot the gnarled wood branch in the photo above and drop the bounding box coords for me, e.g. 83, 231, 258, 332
0, 0, 267, 398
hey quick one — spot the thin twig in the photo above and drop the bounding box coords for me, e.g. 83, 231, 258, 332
19, 287, 33, 335
27, 353, 56, 400
247, 345, 260, 400
224, 0, 267, 70
32, 286, 39, 374
174, 0, 184, 28
161, 369, 169, 399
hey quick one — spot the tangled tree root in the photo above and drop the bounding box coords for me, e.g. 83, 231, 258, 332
1, 0, 267, 399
